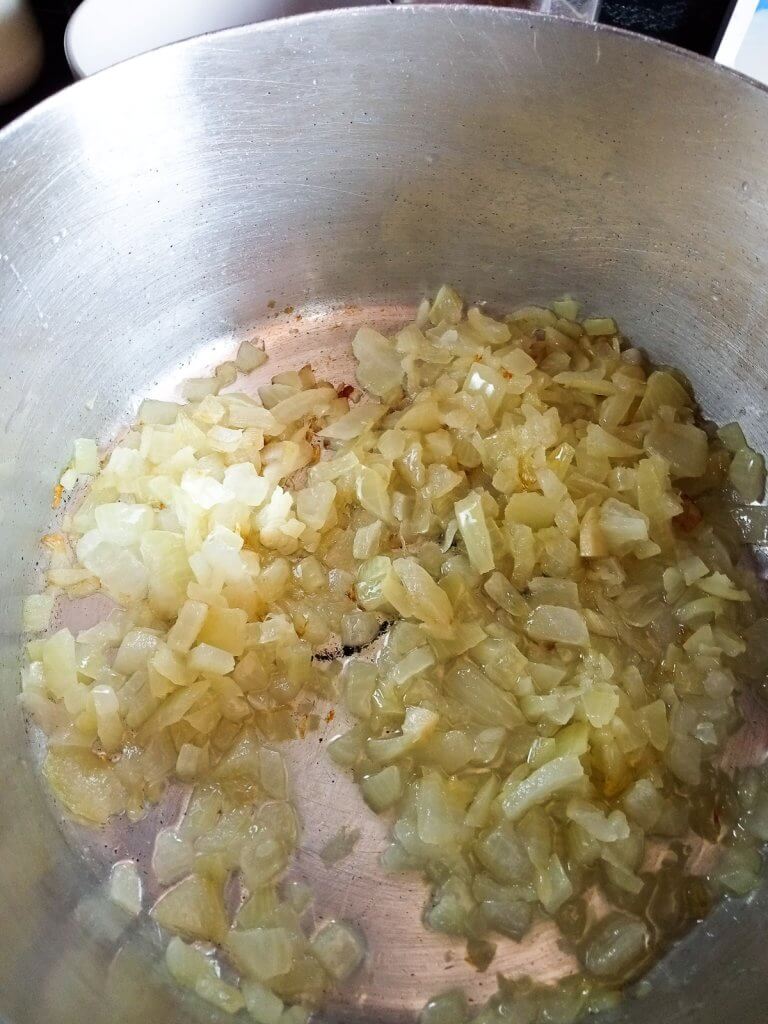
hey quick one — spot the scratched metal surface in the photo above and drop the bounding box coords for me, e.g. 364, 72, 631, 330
3, 9, 768, 1024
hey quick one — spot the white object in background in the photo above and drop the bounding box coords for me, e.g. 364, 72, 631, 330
0, 0, 43, 103
716, 0, 768, 86
65, 0, 385, 78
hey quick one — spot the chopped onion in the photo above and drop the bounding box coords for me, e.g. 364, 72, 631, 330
581, 913, 649, 980
226, 926, 294, 981
361, 765, 403, 812
526, 606, 589, 648
74, 437, 100, 475
729, 446, 766, 503
23, 593, 55, 632
150, 874, 228, 943
241, 981, 284, 1024
236, 339, 268, 372
166, 936, 219, 989
644, 422, 708, 478
109, 860, 142, 916
583, 317, 617, 337
454, 492, 494, 574
310, 921, 365, 980
352, 327, 403, 400
502, 757, 585, 822
24, 286, 768, 1020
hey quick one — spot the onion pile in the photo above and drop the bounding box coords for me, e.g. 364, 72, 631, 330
21, 288, 768, 1022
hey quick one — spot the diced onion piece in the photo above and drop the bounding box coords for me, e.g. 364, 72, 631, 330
621, 779, 664, 831
535, 853, 573, 914
271, 387, 336, 426
444, 661, 521, 729
429, 285, 463, 325
344, 661, 378, 719
226, 926, 294, 981
581, 685, 619, 728
586, 424, 641, 459
367, 706, 439, 763
216, 361, 238, 387
109, 861, 142, 916
388, 645, 435, 685
167, 600, 208, 653
241, 981, 284, 1024
44, 748, 127, 824
582, 914, 649, 980
153, 829, 195, 886
416, 772, 464, 846
23, 593, 55, 632
644, 422, 708, 478
42, 627, 78, 696
356, 467, 393, 525
259, 747, 287, 799
729, 446, 766, 503
717, 421, 747, 454
464, 775, 500, 829
579, 506, 607, 558
467, 308, 511, 347
678, 555, 708, 585
60, 467, 79, 491
295, 481, 337, 532
195, 976, 245, 1015
353, 520, 384, 560
188, 643, 236, 677
340, 609, 380, 650
182, 377, 220, 401
74, 438, 100, 475
139, 399, 183, 425
361, 765, 403, 812
91, 684, 123, 753
483, 572, 527, 617
583, 317, 617, 336
240, 835, 288, 888
199, 606, 248, 656
113, 628, 161, 675
236, 339, 268, 372
464, 361, 507, 415
599, 498, 649, 553
636, 700, 669, 751
505, 492, 557, 529
552, 297, 580, 321
310, 921, 365, 980
352, 326, 403, 400
151, 874, 228, 943
223, 463, 270, 506
695, 572, 750, 602
526, 606, 589, 648
166, 936, 219, 988
319, 401, 384, 440
636, 371, 691, 418
393, 557, 452, 628
94, 501, 154, 548
502, 756, 585, 821
454, 492, 494, 574
566, 799, 629, 842
712, 845, 762, 895
181, 469, 230, 509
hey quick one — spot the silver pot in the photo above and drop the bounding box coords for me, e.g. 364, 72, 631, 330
2, 8, 768, 1023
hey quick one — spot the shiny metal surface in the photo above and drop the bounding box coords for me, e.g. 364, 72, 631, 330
2, 8, 768, 1023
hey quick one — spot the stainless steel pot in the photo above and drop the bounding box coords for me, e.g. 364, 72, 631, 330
2, 8, 768, 1023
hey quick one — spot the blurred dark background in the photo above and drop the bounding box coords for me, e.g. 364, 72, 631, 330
0, 0, 738, 129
